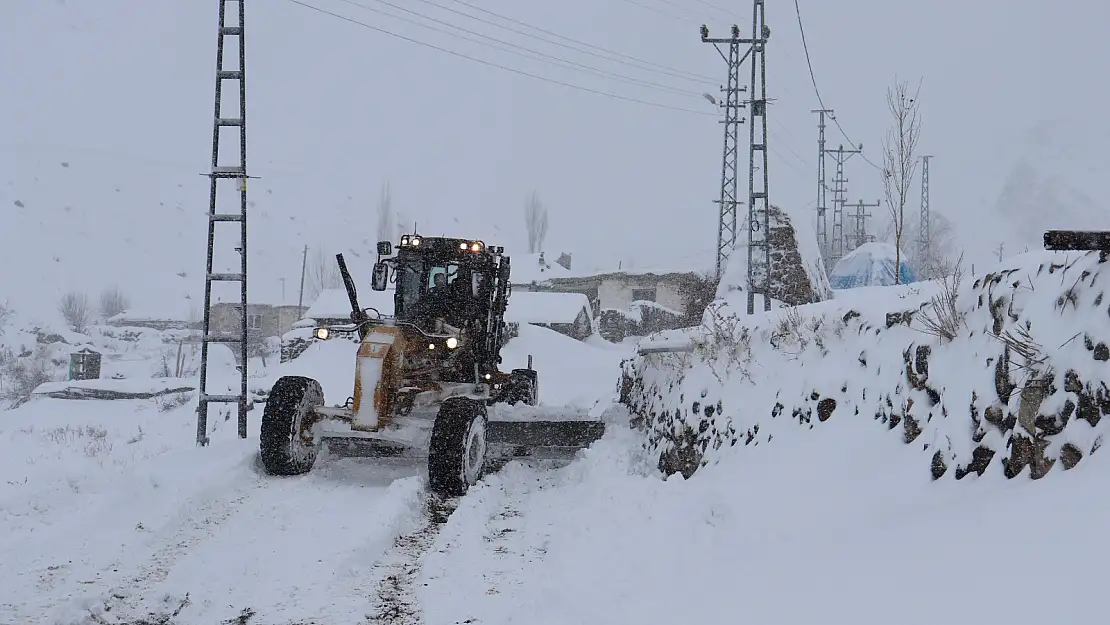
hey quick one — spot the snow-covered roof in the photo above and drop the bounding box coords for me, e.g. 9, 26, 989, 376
552, 256, 712, 281
303, 287, 397, 320
505, 291, 591, 325
509, 252, 572, 285
108, 308, 192, 324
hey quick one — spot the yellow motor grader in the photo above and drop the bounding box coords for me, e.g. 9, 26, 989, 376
259, 234, 605, 496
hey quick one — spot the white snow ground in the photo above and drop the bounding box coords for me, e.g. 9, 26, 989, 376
5, 267, 1110, 624
420, 415, 1110, 625
0, 325, 630, 625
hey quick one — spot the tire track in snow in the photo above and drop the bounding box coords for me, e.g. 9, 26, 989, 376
85, 458, 268, 624
4, 451, 265, 625
367, 494, 458, 624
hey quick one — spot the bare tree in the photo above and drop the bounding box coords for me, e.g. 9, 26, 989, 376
396, 209, 413, 240
1, 346, 54, 407
304, 247, 343, 304
99, 285, 130, 320
877, 208, 959, 280
58, 290, 91, 334
376, 180, 395, 244
0, 300, 12, 332
881, 78, 923, 284
524, 190, 549, 254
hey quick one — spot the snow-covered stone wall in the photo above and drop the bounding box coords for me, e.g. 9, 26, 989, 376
622, 250, 1110, 480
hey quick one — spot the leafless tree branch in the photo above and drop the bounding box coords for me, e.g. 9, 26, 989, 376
58, 291, 91, 334
524, 190, 549, 254
376, 180, 395, 244
99, 286, 130, 320
881, 77, 923, 284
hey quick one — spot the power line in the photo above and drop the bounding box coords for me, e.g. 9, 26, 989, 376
333, 0, 705, 98
426, 0, 718, 84
612, 0, 701, 24
685, 0, 740, 18
284, 0, 717, 116
792, 0, 882, 171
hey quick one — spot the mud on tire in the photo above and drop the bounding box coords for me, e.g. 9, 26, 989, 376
428, 397, 487, 497
260, 375, 324, 476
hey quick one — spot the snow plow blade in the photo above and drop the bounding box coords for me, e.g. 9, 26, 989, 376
485, 420, 606, 448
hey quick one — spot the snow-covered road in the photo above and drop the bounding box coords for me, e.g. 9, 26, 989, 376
0, 402, 435, 625
0, 325, 632, 624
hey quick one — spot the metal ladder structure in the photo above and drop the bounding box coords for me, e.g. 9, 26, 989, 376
744, 0, 771, 315
197, 0, 250, 445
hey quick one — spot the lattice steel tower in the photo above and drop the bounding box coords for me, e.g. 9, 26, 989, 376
827, 144, 861, 266
197, 0, 250, 445
702, 24, 746, 281
846, 199, 880, 251
812, 109, 833, 261
701, 0, 771, 314
919, 154, 932, 275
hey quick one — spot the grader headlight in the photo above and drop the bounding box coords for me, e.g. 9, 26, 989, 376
313, 327, 330, 340
445, 336, 459, 349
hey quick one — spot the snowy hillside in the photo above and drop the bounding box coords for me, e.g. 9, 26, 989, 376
627, 249, 1110, 480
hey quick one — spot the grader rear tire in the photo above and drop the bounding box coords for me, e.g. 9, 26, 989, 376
428, 398, 488, 497
507, 368, 539, 406
260, 376, 323, 476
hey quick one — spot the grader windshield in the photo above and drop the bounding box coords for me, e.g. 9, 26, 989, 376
389, 237, 492, 330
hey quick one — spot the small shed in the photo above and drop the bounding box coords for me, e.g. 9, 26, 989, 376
69, 347, 102, 381
505, 291, 594, 340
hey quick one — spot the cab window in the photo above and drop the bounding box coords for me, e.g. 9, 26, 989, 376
427, 262, 460, 288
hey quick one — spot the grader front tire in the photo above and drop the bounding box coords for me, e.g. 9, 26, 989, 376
427, 398, 488, 497
260, 376, 324, 476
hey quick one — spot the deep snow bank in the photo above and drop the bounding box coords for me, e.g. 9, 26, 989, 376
418, 403, 1110, 625
623, 250, 1110, 480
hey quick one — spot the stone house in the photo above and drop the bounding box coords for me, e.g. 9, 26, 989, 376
210, 302, 307, 339
542, 269, 703, 318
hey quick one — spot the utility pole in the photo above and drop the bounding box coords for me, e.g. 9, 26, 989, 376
701, 0, 771, 314
197, 0, 251, 446
919, 155, 932, 277
846, 199, 880, 252
828, 144, 861, 266
702, 24, 747, 281
298, 244, 308, 308
812, 109, 833, 261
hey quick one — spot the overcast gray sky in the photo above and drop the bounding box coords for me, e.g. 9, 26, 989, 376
1, 0, 1106, 318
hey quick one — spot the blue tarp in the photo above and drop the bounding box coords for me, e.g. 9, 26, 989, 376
829, 242, 915, 289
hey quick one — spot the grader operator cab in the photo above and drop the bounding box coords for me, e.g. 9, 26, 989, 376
259, 234, 605, 496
